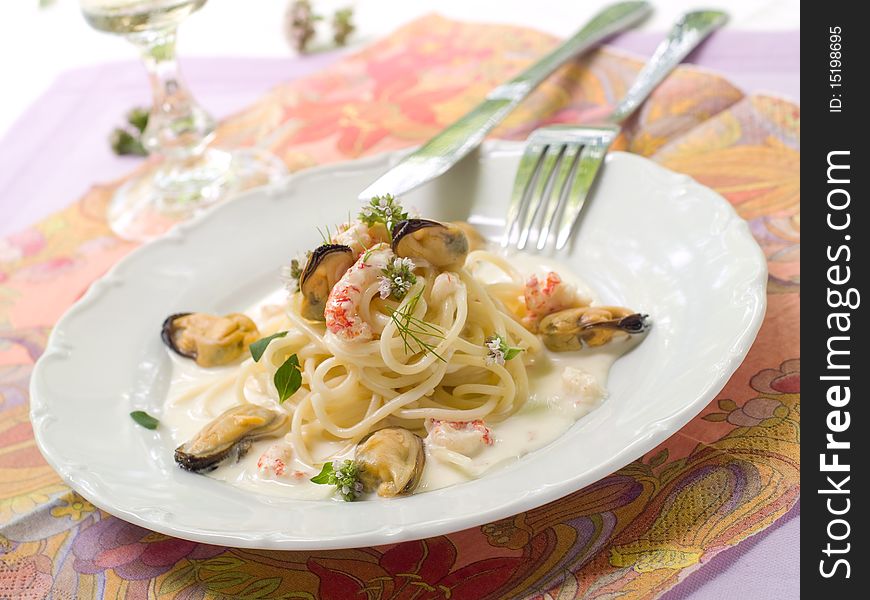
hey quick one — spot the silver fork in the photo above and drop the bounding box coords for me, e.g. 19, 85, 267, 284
502, 10, 728, 251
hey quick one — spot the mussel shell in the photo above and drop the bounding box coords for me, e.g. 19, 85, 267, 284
390, 218, 442, 241
539, 307, 650, 352
160, 312, 260, 367
355, 426, 425, 497
175, 405, 290, 473
614, 313, 650, 334
162, 312, 193, 358
299, 244, 355, 321
299, 244, 354, 285
391, 219, 469, 270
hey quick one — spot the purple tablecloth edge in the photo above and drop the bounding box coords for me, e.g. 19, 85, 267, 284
0, 28, 801, 600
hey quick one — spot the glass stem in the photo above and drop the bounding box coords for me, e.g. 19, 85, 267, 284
129, 27, 216, 162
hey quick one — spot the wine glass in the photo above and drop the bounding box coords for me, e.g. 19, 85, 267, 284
80, 0, 286, 241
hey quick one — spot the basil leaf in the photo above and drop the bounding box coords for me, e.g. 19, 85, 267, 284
310, 462, 335, 484
504, 347, 524, 361
249, 331, 288, 362
130, 410, 159, 430
274, 354, 302, 403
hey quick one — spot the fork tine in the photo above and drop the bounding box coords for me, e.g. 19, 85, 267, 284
554, 138, 611, 250
536, 144, 582, 250
517, 146, 563, 250
502, 143, 548, 248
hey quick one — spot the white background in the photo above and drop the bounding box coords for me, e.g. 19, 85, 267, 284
3, 0, 799, 138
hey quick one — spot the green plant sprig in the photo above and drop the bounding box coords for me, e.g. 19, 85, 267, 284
388, 288, 446, 362
311, 459, 362, 501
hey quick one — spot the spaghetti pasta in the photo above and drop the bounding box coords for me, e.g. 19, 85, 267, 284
188, 249, 540, 467
162, 200, 648, 501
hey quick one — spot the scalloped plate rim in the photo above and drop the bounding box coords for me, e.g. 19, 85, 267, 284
29, 143, 767, 549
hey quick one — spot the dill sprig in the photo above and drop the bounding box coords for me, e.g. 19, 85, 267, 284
388, 287, 446, 362
316, 224, 333, 245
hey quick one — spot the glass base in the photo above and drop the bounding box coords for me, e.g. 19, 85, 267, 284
107, 147, 286, 241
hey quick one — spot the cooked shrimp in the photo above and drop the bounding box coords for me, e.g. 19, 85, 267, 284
325, 245, 394, 341
256, 443, 293, 479
425, 418, 494, 457
522, 271, 588, 332
331, 220, 390, 257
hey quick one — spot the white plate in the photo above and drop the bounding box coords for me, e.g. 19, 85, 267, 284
30, 143, 766, 550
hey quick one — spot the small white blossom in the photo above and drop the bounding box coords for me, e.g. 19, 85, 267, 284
380, 257, 417, 299
485, 336, 506, 366
394, 257, 415, 271
377, 275, 392, 299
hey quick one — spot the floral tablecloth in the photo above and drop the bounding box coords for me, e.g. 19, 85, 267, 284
0, 15, 799, 600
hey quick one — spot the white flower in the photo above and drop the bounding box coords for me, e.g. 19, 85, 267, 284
377, 276, 392, 298
394, 257, 415, 271
485, 335, 506, 366
379, 257, 416, 299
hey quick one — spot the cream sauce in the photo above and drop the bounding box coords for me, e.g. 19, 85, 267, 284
161, 254, 635, 501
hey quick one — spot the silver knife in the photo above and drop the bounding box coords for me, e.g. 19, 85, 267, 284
358, 1, 652, 201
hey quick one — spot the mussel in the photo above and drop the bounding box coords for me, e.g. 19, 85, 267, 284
299, 244, 355, 321
175, 405, 290, 472
355, 427, 425, 497
538, 306, 650, 352
162, 312, 260, 367
451, 221, 487, 252
391, 219, 469, 271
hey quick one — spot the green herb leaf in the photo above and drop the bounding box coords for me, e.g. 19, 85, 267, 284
130, 410, 159, 430
484, 335, 523, 365
249, 331, 288, 362
503, 347, 524, 361
311, 459, 361, 501
310, 461, 335, 484
274, 354, 302, 403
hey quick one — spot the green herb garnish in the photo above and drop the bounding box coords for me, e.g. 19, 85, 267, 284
484, 335, 524, 366
130, 410, 159, 430
282, 251, 312, 293
250, 331, 289, 362
359, 194, 408, 239
378, 257, 417, 300
316, 225, 333, 245
311, 459, 362, 501
388, 287, 446, 361
274, 354, 303, 403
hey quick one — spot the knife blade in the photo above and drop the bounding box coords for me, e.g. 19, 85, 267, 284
358, 1, 652, 201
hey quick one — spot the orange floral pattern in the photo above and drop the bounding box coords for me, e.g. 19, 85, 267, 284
0, 15, 799, 600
